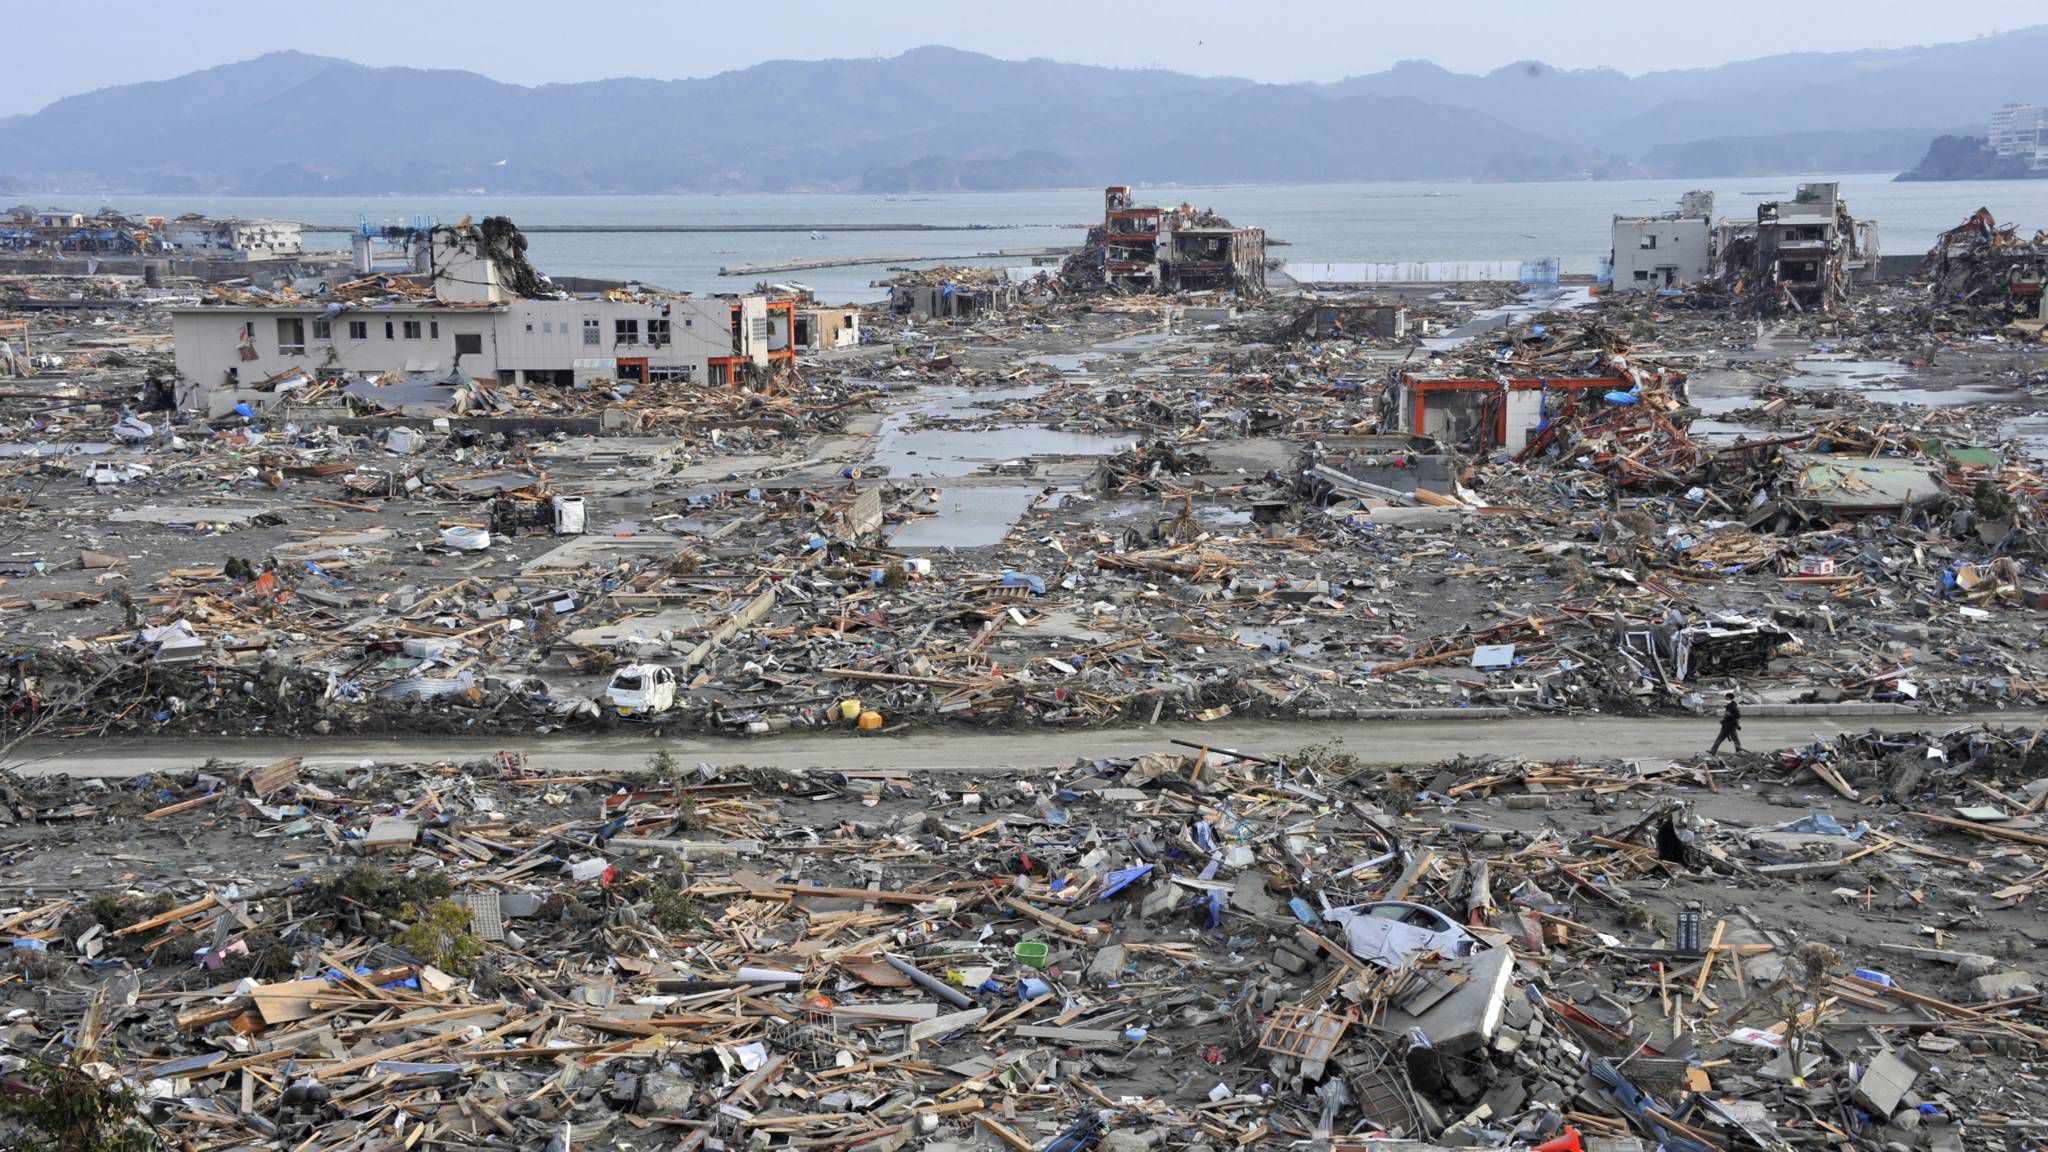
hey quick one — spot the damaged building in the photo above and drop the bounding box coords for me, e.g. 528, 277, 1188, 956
884, 267, 1019, 320
1607, 190, 1715, 291
1072, 186, 1267, 295
1717, 182, 1879, 314
1921, 207, 2048, 333
171, 218, 782, 415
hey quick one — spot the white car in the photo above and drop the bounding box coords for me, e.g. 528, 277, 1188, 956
605, 664, 677, 716
1325, 900, 1482, 968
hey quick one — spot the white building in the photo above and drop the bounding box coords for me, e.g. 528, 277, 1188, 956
162, 216, 305, 261
171, 225, 783, 415
34, 209, 84, 229
1989, 103, 2048, 171
1609, 190, 1715, 291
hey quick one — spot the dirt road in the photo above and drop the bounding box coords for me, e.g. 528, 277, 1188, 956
7, 711, 2036, 778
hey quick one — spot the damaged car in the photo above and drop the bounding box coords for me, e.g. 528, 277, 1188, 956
1325, 900, 1484, 969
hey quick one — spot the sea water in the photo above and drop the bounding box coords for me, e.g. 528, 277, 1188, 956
98, 174, 2048, 304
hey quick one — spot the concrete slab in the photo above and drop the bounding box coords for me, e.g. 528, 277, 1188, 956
1381, 945, 1514, 1055
1853, 1049, 1917, 1116
108, 505, 268, 527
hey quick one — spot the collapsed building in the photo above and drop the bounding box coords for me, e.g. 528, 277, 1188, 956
1069, 186, 1266, 295
171, 218, 790, 415
883, 266, 1020, 320
1920, 207, 2048, 334
1716, 182, 1879, 315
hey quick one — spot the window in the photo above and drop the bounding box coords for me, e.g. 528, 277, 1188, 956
348, 320, 368, 340
384, 320, 395, 340
1633, 270, 1650, 281
751, 317, 769, 341
402, 320, 422, 339
524, 322, 534, 333
454, 333, 483, 356
276, 317, 305, 354
615, 318, 640, 344
649, 366, 693, 383
311, 319, 331, 340
1640, 234, 1657, 250
583, 319, 600, 346
429, 320, 439, 339
647, 317, 671, 346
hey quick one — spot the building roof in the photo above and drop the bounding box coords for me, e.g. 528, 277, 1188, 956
1784, 452, 1944, 511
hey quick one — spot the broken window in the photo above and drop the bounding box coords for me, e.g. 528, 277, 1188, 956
1633, 270, 1650, 281
1640, 234, 1657, 249
454, 333, 483, 356
311, 319, 331, 340
348, 320, 368, 340
583, 318, 600, 346
615, 319, 639, 344
276, 318, 304, 354
647, 318, 671, 346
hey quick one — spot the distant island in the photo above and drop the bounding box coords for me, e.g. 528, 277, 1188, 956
1897, 134, 2048, 181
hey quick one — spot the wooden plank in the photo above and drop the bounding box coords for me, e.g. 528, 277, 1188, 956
112, 894, 218, 938
1910, 810, 2048, 849
1692, 919, 1726, 1003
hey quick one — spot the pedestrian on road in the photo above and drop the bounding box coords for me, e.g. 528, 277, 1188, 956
1710, 692, 1742, 754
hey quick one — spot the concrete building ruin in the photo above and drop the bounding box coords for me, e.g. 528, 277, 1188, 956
161, 214, 304, 261
1608, 191, 1715, 291
1082, 187, 1266, 295
171, 218, 783, 415
1716, 182, 1878, 314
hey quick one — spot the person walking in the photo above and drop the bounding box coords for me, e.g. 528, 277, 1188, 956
1709, 693, 1742, 754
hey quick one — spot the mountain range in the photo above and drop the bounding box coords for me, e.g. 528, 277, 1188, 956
4, 28, 2043, 195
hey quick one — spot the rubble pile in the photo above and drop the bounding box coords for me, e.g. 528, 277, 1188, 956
1914, 208, 2048, 340
4, 726, 2048, 1150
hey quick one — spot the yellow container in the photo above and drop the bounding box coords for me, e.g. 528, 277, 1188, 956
839, 699, 862, 721
858, 710, 884, 731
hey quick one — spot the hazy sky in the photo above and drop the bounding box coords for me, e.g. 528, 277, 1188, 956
5, 0, 2042, 116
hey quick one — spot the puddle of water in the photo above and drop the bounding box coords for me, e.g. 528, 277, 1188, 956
1025, 353, 1088, 373
1091, 331, 1181, 353
1786, 358, 1906, 387
1087, 499, 1253, 530
873, 427, 1132, 477
889, 486, 1040, 549
1684, 367, 1761, 415
872, 383, 1129, 477
1776, 357, 2022, 408
1419, 286, 1594, 352
903, 383, 1047, 419
2000, 416, 2048, 462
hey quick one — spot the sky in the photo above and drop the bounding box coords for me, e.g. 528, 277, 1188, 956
4, 0, 2044, 116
